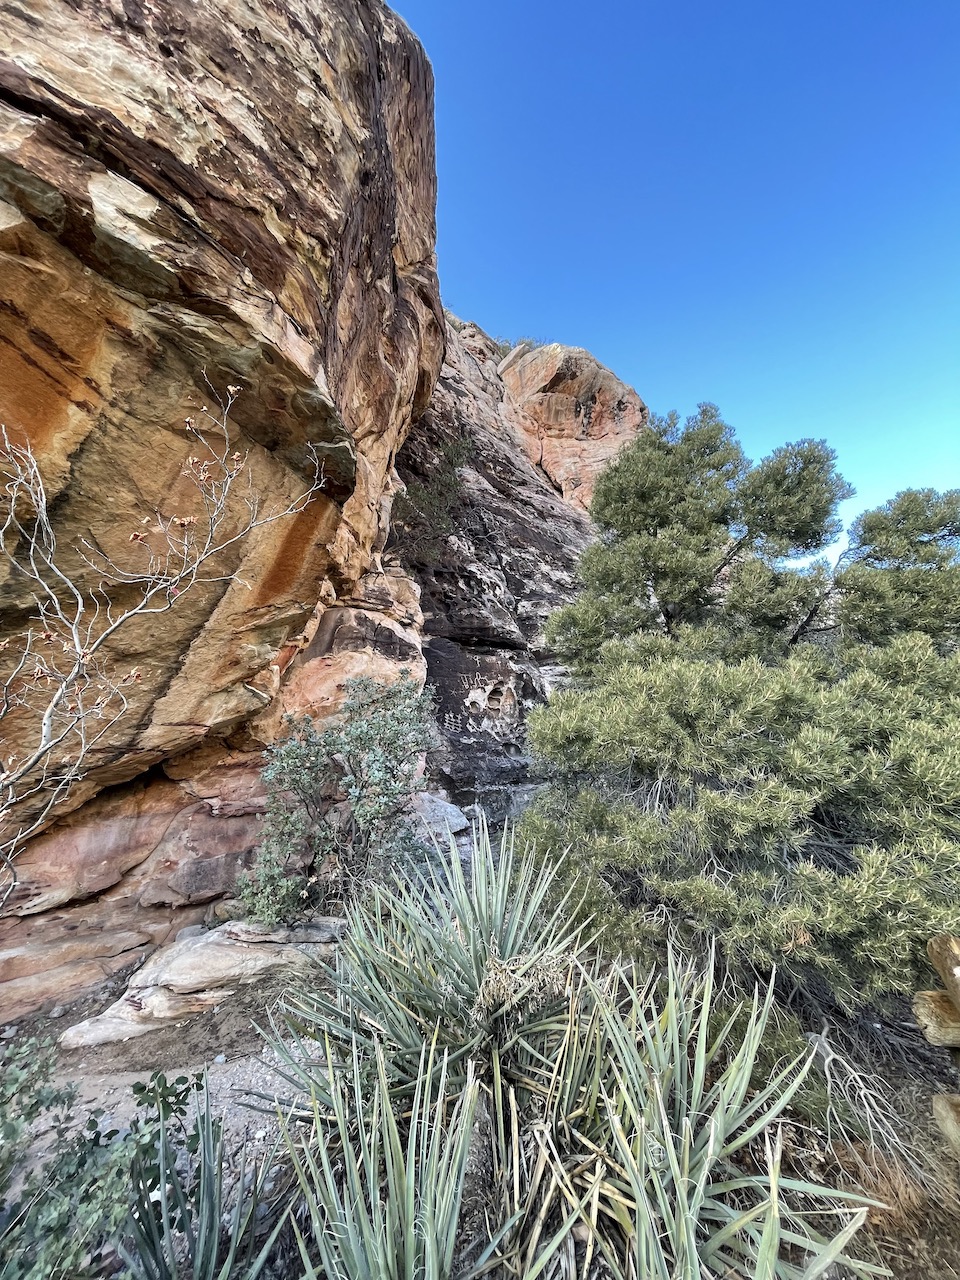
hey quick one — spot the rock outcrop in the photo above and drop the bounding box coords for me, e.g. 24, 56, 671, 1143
59, 918, 344, 1048
0, 0, 442, 1018
0, 3, 648, 1020
391, 320, 645, 818
501, 341, 648, 510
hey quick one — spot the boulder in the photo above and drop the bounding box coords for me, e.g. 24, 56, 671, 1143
927, 935, 960, 1014
59, 918, 344, 1047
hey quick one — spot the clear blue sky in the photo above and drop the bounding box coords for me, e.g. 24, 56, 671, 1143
394, 0, 959, 529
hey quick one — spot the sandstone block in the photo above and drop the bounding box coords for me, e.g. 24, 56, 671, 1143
913, 990, 960, 1047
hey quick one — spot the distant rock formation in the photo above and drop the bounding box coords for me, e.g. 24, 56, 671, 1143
392, 320, 646, 817
0, 1, 646, 1019
501, 341, 648, 510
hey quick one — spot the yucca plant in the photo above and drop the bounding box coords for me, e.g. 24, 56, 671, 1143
280, 1039, 498, 1280
273, 821, 588, 1102
120, 1078, 281, 1280
265, 827, 883, 1279
479, 955, 885, 1280
584, 958, 883, 1278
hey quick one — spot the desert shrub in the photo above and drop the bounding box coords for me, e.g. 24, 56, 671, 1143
525, 404, 960, 1028
0, 1036, 131, 1280
239, 673, 433, 924
391, 428, 475, 561
268, 830, 877, 1279
526, 632, 960, 1014
1, 1046, 278, 1280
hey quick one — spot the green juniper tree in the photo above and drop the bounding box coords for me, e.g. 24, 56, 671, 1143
525, 404, 960, 1026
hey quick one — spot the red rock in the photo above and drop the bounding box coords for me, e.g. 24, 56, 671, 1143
0, 0, 442, 1013
500, 343, 648, 510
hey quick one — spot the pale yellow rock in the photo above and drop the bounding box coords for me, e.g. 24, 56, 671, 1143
927, 935, 960, 1015
933, 1094, 960, 1158
58, 918, 342, 1046
913, 990, 960, 1047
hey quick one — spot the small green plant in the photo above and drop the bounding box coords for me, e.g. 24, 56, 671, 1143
491, 335, 548, 358
121, 1077, 281, 1280
239, 673, 434, 924
0, 1046, 277, 1280
391, 429, 475, 562
274, 821, 586, 1100
0, 1037, 130, 1280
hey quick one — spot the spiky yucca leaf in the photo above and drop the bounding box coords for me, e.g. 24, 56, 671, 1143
536, 954, 886, 1280
273, 822, 589, 1101
281, 1038, 488, 1280
266, 827, 883, 1278
120, 1077, 280, 1280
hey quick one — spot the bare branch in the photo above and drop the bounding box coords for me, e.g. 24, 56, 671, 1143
0, 389, 324, 908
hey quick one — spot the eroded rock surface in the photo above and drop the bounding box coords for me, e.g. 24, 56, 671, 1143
59, 918, 344, 1047
392, 320, 643, 818
0, 0, 442, 1017
500, 341, 648, 509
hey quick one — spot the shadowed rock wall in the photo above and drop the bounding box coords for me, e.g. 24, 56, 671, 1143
392, 320, 646, 819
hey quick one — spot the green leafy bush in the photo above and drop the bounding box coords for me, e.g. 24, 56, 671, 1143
0, 1037, 130, 1280
240, 673, 433, 924
1, 1045, 275, 1280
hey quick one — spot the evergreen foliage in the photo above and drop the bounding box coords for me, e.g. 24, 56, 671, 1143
239, 674, 433, 923
526, 405, 960, 1020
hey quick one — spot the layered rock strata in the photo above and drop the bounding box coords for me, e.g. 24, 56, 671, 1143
391, 320, 646, 818
0, 0, 442, 1018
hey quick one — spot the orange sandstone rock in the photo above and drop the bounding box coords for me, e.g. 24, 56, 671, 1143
0, 0, 442, 1014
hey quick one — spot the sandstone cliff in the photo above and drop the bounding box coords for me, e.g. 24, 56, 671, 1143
0, 0, 443, 1017
393, 320, 643, 819
0, 2, 647, 1019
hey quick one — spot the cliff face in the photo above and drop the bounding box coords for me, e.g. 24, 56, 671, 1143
0, 2, 647, 1018
392, 320, 646, 820
0, 0, 443, 1016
